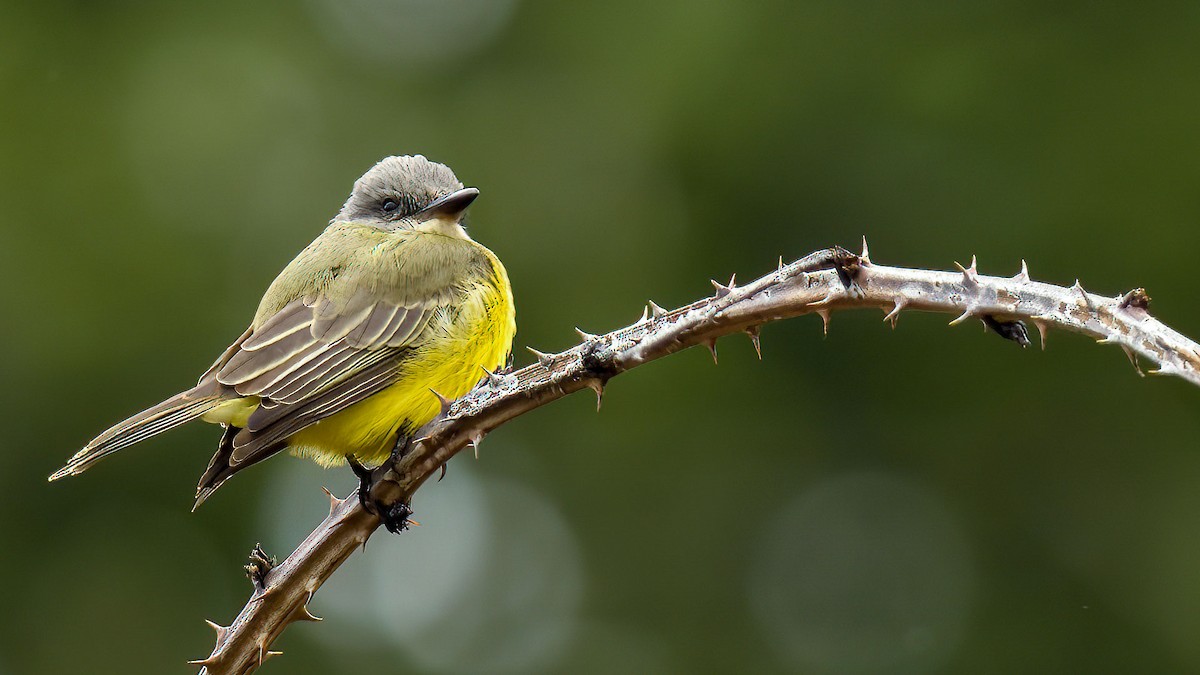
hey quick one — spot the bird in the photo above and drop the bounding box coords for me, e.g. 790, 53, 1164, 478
49, 155, 516, 516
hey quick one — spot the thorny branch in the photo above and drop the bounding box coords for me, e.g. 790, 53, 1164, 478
193, 243, 1200, 673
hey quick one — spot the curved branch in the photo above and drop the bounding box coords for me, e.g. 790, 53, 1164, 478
193, 244, 1200, 673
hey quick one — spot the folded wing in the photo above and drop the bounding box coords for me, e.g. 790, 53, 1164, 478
194, 285, 442, 504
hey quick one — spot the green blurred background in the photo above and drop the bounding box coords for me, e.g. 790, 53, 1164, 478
3, 1, 1199, 673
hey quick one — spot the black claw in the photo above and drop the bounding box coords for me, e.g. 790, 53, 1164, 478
381, 502, 414, 535
982, 315, 1030, 347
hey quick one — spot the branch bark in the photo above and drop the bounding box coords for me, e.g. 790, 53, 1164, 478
192, 244, 1200, 673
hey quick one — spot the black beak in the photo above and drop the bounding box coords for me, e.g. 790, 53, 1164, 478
415, 187, 479, 222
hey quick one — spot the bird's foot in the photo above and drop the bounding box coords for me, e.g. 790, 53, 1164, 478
783, 246, 863, 289
380, 501, 415, 535
347, 449, 417, 535
828, 246, 862, 289
981, 315, 1031, 347
244, 543, 276, 591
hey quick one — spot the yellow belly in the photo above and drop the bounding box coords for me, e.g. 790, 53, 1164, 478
286, 274, 515, 467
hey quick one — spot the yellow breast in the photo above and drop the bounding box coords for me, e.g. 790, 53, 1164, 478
287, 254, 515, 467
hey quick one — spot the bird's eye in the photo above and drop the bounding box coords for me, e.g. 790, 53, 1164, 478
381, 199, 399, 214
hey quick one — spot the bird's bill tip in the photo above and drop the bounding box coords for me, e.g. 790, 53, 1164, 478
415, 187, 479, 223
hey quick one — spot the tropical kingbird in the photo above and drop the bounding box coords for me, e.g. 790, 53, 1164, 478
50, 155, 516, 510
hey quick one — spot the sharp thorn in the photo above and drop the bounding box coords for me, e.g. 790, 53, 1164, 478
478, 364, 503, 388
526, 346, 555, 368
636, 305, 650, 325
1033, 319, 1049, 350
584, 378, 605, 411
294, 604, 322, 622
948, 308, 974, 326
468, 432, 484, 459
704, 339, 719, 364
1120, 345, 1144, 376
321, 486, 340, 515
1014, 259, 1030, 283
816, 309, 831, 336
745, 325, 762, 359
204, 619, 228, 641
882, 299, 905, 328
1072, 280, 1094, 308
1147, 363, 1180, 377
187, 657, 218, 667
256, 640, 278, 665
711, 275, 735, 298
648, 300, 667, 318
778, 255, 785, 276
954, 259, 978, 286
428, 388, 453, 415
574, 327, 598, 342
438, 463, 447, 482
859, 235, 871, 264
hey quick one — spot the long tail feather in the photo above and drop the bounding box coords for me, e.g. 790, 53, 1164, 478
49, 386, 223, 481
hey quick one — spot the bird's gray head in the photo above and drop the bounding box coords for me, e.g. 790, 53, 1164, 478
335, 155, 479, 235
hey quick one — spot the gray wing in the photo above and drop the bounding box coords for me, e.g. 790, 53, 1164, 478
214, 293, 433, 405
193, 292, 441, 503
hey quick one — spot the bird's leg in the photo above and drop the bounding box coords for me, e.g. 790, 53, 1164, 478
347, 435, 417, 534
346, 454, 378, 517
376, 433, 416, 534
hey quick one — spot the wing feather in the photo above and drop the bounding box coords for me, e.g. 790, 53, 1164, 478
239, 302, 312, 351
231, 361, 403, 464
387, 307, 432, 347
345, 303, 401, 346
192, 232, 495, 498
310, 295, 375, 343
266, 344, 360, 403
219, 320, 324, 388
234, 339, 333, 396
